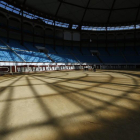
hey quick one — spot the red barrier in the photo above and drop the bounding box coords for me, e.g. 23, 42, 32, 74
0, 67, 9, 72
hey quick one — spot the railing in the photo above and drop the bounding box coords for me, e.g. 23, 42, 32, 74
0, 38, 26, 62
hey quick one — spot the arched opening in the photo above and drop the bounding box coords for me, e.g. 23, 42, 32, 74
23, 22, 33, 34
0, 13, 7, 26
9, 17, 21, 30
9, 17, 21, 40
0, 13, 7, 37
34, 25, 44, 36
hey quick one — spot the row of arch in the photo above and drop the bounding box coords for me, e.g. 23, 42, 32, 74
0, 11, 140, 41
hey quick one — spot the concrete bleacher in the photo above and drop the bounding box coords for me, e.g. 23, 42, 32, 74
98, 47, 126, 63
48, 54, 77, 63
71, 47, 82, 55
0, 48, 22, 61
45, 45, 56, 54
24, 42, 38, 52
81, 47, 91, 55
120, 47, 136, 56
135, 46, 140, 55
0, 40, 8, 48
16, 51, 51, 62
97, 47, 109, 56
55, 46, 70, 54
125, 55, 140, 63
1, 37, 27, 50
0, 37, 51, 62
75, 55, 100, 63
100, 55, 126, 63
108, 47, 121, 56
0, 36, 140, 63
47, 46, 78, 63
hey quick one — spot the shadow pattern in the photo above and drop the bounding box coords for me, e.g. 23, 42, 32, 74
0, 70, 140, 140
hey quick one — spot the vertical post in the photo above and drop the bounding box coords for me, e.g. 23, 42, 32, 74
89, 33, 91, 49
115, 33, 117, 49
97, 34, 99, 49
44, 27, 45, 47
33, 25, 35, 47
27, 65, 29, 72
21, 7, 24, 45
80, 25, 82, 51
10, 66, 12, 73
106, 26, 108, 48
32, 15, 35, 48
71, 30, 73, 50
134, 24, 136, 48
63, 28, 64, 49
53, 20, 56, 50
48, 64, 50, 71
124, 33, 126, 49
7, 17, 9, 43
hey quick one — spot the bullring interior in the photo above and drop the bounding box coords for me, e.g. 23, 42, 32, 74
0, 0, 140, 140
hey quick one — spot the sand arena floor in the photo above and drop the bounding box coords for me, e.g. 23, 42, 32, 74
0, 70, 140, 140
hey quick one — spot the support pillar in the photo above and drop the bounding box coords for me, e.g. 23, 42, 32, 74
44, 28, 46, 47
53, 21, 56, 50
33, 26, 35, 47
21, 8, 24, 45
124, 33, 126, 49
97, 34, 99, 49
63, 28, 65, 49
71, 31, 73, 50
7, 17, 9, 43
134, 24, 136, 47
105, 26, 108, 48
10, 66, 12, 73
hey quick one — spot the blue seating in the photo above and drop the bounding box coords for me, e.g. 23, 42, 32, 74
100, 55, 126, 63
0, 37, 27, 50
75, 55, 100, 63
71, 47, 81, 55
136, 46, 140, 55
48, 54, 77, 63
8, 39, 27, 50
0, 48, 22, 62
125, 56, 140, 63
108, 47, 121, 56
81, 47, 91, 55
120, 47, 136, 55
24, 42, 38, 52
0, 40, 8, 48
16, 51, 52, 62
45, 45, 56, 53
55, 46, 70, 54
97, 47, 109, 56
0, 36, 140, 64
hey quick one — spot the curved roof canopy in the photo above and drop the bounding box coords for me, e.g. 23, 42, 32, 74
6, 0, 140, 26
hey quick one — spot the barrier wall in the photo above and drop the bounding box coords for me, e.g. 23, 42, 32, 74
0, 62, 139, 74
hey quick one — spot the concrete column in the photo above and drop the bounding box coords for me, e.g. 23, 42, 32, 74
10, 66, 12, 73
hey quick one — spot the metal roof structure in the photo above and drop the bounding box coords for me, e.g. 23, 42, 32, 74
4, 0, 140, 26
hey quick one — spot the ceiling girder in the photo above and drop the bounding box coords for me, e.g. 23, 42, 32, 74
59, 1, 139, 11
55, 1, 62, 17
135, 2, 140, 23
81, 0, 90, 23
107, 0, 116, 24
